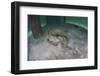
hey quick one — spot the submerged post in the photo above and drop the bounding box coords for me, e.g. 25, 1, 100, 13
30, 15, 42, 38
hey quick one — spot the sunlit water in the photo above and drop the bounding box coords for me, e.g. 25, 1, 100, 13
28, 24, 87, 61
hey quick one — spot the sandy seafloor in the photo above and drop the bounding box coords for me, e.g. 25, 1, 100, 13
28, 24, 87, 61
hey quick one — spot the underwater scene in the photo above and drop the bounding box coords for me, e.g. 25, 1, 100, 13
28, 15, 88, 61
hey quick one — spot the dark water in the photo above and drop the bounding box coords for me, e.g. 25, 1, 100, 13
28, 24, 87, 61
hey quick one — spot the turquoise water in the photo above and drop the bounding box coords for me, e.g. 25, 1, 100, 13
28, 15, 88, 37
